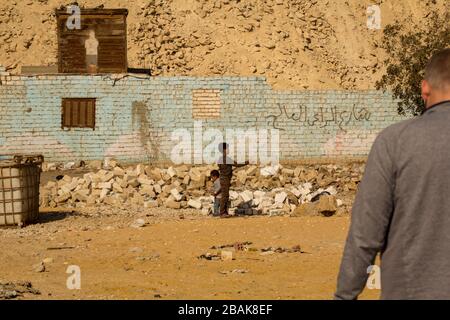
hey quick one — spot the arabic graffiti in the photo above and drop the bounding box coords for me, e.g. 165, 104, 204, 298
266, 103, 371, 132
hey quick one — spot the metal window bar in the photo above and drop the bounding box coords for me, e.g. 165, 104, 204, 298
62, 98, 96, 129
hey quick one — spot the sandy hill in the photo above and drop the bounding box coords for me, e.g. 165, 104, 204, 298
0, 0, 447, 89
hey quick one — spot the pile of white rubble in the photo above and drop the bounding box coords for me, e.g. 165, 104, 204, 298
39, 160, 363, 217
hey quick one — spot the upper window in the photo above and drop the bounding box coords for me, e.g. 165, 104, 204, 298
61, 98, 96, 129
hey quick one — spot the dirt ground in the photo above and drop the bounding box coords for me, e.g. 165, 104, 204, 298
0, 206, 380, 300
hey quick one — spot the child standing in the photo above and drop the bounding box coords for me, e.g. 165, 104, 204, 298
210, 170, 221, 216
217, 142, 248, 217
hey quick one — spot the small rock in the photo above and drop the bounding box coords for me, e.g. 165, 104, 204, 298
165, 198, 181, 209
170, 188, 183, 201
274, 191, 287, 204
167, 167, 176, 177
188, 199, 202, 209
260, 251, 275, 256
291, 202, 317, 217
144, 200, 159, 208
33, 262, 45, 273
130, 218, 147, 228
88, 160, 103, 170
240, 190, 253, 203
316, 195, 337, 216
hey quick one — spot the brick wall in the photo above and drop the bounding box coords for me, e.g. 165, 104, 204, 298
0, 74, 407, 163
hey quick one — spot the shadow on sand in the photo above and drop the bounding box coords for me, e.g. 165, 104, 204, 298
37, 209, 81, 224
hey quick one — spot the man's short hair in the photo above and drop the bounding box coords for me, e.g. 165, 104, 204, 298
424, 48, 450, 91
210, 170, 219, 178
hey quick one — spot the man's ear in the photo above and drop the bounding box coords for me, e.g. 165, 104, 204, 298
422, 80, 431, 106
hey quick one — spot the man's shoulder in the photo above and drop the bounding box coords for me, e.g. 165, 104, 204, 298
369, 117, 419, 155
377, 116, 418, 140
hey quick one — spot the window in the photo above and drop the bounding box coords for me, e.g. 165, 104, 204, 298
192, 89, 221, 119
61, 98, 96, 129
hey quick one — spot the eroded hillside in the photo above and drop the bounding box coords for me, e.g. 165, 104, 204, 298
0, 0, 446, 89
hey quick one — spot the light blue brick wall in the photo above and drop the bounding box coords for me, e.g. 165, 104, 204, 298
0, 74, 407, 163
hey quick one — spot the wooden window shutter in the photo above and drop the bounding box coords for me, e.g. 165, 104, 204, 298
62, 98, 96, 129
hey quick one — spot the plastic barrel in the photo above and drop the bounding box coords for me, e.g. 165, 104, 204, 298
0, 154, 43, 226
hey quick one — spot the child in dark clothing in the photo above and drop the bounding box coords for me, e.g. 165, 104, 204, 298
217, 142, 248, 217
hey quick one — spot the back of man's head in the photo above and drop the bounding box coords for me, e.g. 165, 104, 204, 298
424, 48, 450, 91
422, 48, 450, 108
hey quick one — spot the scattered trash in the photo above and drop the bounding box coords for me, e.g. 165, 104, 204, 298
210, 241, 252, 251
197, 253, 221, 261
0, 281, 40, 299
200, 243, 305, 260
136, 253, 160, 261
221, 250, 234, 261
260, 245, 304, 255
219, 269, 248, 275
46, 246, 75, 250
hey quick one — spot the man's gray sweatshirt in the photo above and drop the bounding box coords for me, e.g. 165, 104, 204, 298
335, 101, 450, 300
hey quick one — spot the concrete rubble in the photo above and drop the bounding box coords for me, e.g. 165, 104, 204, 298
40, 160, 364, 217
0, 281, 40, 300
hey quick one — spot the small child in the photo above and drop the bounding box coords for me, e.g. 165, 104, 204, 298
210, 170, 221, 216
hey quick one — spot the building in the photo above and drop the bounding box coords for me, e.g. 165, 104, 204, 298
0, 7, 406, 164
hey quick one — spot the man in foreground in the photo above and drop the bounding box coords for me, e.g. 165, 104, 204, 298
335, 48, 450, 299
